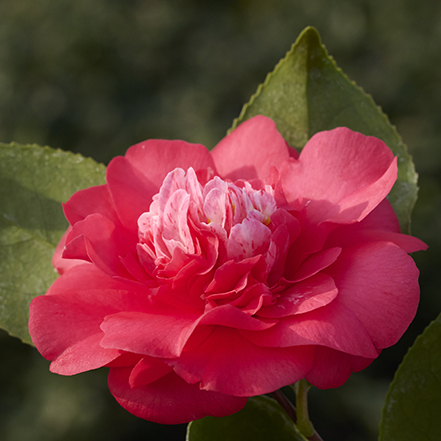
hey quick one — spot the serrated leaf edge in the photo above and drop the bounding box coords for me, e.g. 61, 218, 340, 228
228, 26, 418, 232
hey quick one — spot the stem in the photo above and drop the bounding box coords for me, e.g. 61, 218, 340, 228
270, 388, 325, 441
306, 430, 325, 441
293, 380, 325, 441
294, 380, 314, 437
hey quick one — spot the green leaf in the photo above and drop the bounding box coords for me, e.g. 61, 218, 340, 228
379, 314, 441, 441
186, 395, 307, 441
231, 26, 417, 234
0, 142, 106, 344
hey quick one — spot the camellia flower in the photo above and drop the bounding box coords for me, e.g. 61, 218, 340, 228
29, 116, 426, 424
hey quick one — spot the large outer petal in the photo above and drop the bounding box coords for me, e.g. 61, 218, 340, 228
100, 304, 276, 360
29, 264, 149, 375
107, 140, 216, 230
305, 346, 374, 389
169, 327, 315, 396
108, 367, 247, 424
211, 116, 296, 182
241, 301, 379, 358
325, 241, 421, 349
325, 200, 428, 253
280, 127, 397, 224
244, 242, 420, 356
100, 310, 200, 359
348, 198, 400, 232
63, 184, 119, 226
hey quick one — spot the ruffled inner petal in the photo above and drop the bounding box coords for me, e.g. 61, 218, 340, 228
258, 274, 338, 318
199, 304, 277, 330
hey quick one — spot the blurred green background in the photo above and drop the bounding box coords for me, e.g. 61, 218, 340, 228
1, 0, 440, 440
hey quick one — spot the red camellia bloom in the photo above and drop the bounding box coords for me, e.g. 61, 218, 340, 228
29, 116, 426, 424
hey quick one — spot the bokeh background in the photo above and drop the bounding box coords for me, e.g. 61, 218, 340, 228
1, 0, 440, 440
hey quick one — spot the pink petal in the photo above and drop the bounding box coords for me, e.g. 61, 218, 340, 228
120, 251, 151, 283
291, 247, 342, 282
280, 127, 397, 224
100, 310, 200, 358
52, 227, 86, 274
60, 186, 130, 273
49, 333, 121, 375
63, 184, 118, 226
325, 200, 427, 253
203, 186, 228, 227
329, 229, 427, 253
43, 262, 146, 299
161, 189, 193, 255
266, 210, 301, 284
258, 274, 338, 318
241, 300, 379, 358
151, 268, 213, 313
108, 367, 247, 424
206, 256, 264, 294
105, 352, 144, 368
199, 304, 277, 330
29, 264, 147, 374
351, 199, 400, 232
170, 327, 315, 396
227, 218, 271, 261
305, 346, 374, 389
128, 356, 173, 389
229, 282, 273, 315
63, 213, 134, 279
283, 222, 337, 281
211, 116, 294, 182
107, 140, 216, 230
160, 241, 218, 289
326, 241, 421, 349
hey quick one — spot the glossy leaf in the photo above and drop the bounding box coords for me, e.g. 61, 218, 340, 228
0, 142, 106, 344
186, 395, 307, 441
231, 27, 417, 233
379, 314, 441, 441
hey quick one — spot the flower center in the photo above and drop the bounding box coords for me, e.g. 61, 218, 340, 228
137, 167, 277, 266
